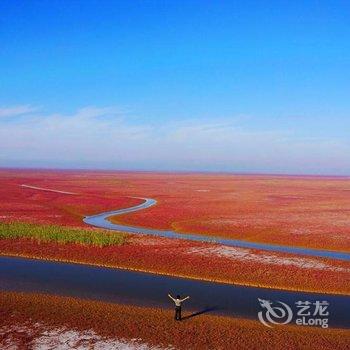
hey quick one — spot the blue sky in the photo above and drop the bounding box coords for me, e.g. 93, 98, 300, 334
0, 1, 349, 175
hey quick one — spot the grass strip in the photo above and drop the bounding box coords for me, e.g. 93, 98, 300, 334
0, 221, 126, 247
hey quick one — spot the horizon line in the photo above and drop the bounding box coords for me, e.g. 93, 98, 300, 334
0, 166, 349, 179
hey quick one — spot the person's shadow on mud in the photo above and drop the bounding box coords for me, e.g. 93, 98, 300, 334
182, 306, 220, 320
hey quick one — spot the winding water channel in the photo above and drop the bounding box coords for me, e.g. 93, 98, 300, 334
84, 197, 350, 261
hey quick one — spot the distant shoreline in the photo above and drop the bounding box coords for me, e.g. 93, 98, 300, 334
0, 166, 349, 178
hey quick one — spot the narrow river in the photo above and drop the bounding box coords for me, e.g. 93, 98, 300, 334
83, 197, 350, 261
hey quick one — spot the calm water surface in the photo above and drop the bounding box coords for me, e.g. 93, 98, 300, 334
1, 256, 349, 328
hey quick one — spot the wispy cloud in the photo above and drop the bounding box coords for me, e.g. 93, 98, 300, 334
0, 105, 38, 118
0, 105, 349, 175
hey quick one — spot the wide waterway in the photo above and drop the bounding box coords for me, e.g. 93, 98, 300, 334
1, 256, 349, 328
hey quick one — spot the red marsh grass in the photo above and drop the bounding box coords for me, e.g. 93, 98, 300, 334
1, 291, 349, 350
1, 169, 349, 252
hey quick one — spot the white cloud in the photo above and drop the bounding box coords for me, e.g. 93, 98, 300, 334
0, 105, 38, 118
0, 105, 349, 174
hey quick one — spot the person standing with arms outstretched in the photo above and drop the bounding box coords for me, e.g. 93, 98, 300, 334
168, 293, 190, 321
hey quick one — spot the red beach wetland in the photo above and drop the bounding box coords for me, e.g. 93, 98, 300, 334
1, 168, 349, 251
1, 169, 349, 350
0, 169, 349, 295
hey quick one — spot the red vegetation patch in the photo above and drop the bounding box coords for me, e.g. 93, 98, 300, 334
0, 169, 142, 227
1, 291, 349, 350
0, 169, 349, 251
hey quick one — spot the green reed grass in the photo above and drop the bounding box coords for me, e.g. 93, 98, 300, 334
0, 221, 126, 247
